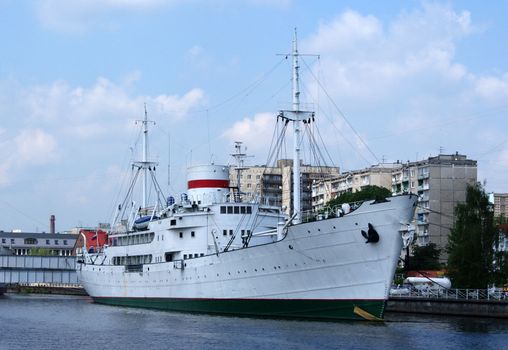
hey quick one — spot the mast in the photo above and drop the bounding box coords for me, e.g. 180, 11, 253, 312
279, 29, 314, 224
134, 104, 156, 210
292, 29, 302, 223
231, 142, 249, 193
142, 104, 149, 209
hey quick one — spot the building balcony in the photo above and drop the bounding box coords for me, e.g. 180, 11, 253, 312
418, 172, 429, 179
416, 230, 429, 237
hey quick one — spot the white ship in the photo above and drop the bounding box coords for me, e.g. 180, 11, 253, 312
77, 33, 417, 321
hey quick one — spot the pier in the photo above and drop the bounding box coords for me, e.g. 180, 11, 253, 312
387, 288, 508, 318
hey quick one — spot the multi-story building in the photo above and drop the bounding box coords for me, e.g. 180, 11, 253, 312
0, 231, 78, 256
312, 163, 399, 211
230, 159, 340, 216
311, 153, 477, 261
493, 193, 508, 219
392, 154, 477, 256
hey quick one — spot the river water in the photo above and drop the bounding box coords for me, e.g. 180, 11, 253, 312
0, 294, 507, 350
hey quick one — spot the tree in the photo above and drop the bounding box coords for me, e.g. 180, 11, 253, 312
447, 182, 501, 288
29, 247, 53, 256
406, 243, 442, 271
325, 185, 392, 209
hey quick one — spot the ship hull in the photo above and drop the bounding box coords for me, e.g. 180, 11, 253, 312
92, 297, 385, 320
78, 195, 417, 321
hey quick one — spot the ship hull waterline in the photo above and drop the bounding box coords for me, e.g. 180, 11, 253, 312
91, 296, 385, 321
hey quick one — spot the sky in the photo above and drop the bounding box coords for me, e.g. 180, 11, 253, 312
1, 0, 508, 232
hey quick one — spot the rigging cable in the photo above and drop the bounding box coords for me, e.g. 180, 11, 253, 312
301, 57, 380, 164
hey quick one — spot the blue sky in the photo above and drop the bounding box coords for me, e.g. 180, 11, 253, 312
1, 0, 508, 232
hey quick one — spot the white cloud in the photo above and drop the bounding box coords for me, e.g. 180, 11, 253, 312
0, 128, 59, 186
14, 129, 59, 165
222, 112, 275, 153
23, 76, 206, 129
474, 74, 508, 101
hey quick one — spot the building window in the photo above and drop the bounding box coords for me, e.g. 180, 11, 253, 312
11, 239, 15, 244
1, 238, 5, 244
46, 239, 50, 245
55, 240, 59, 245
24, 238, 37, 245
63, 240, 68, 245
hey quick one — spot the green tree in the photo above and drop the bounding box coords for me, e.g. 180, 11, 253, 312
447, 182, 501, 288
29, 247, 53, 256
406, 243, 442, 271
326, 185, 392, 208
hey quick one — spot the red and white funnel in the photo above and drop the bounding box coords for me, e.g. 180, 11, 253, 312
187, 165, 230, 205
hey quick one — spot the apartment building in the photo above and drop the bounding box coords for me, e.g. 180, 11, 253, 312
230, 159, 340, 216
312, 163, 399, 211
392, 154, 477, 256
493, 193, 508, 219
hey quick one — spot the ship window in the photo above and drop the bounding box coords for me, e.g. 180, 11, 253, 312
229, 230, 233, 236
183, 254, 187, 259
165, 252, 173, 262
179, 232, 183, 238
241, 206, 246, 214
227, 206, 233, 214
223, 230, 227, 236
246, 207, 252, 214
191, 231, 195, 237
200, 253, 204, 257
194, 253, 198, 258
220, 206, 226, 214
241, 229, 245, 236
171, 219, 176, 226
234, 206, 240, 214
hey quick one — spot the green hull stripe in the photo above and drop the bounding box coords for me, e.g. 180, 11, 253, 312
92, 297, 386, 321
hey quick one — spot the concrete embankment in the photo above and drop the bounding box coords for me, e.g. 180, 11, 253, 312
387, 297, 508, 318
5, 284, 87, 296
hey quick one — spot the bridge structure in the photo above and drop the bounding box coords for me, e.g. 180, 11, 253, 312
0, 255, 79, 286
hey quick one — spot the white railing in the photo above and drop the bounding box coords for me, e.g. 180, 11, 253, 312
390, 287, 508, 301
